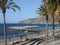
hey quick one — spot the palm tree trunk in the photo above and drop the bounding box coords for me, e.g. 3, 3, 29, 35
46, 15, 48, 43
59, 19, 60, 24
58, 20, 60, 30
3, 13, 7, 45
58, 13, 60, 31
59, 21, 60, 31
52, 15, 55, 38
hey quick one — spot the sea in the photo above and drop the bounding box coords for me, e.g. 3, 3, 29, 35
0, 23, 59, 39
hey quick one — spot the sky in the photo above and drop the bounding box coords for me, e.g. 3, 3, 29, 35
0, 0, 43, 23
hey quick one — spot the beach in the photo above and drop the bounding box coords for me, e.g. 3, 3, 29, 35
0, 32, 46, 45
0, 31, 55, 45
0, 28, 60, 45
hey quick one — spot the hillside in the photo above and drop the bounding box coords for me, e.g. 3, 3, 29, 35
19, 16, 58, 24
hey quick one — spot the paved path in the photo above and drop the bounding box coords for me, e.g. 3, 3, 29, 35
39, 40, 60, 45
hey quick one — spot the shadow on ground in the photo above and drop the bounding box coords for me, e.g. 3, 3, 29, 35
20, 37, 45, 45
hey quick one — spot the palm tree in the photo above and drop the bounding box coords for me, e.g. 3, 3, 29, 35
50, 2, 57, 38
0, 0, 20, 45
43, 0, 57, 39
37, 5, 49, 43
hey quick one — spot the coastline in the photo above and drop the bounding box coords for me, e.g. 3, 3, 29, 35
0, 24, 59, 45
0, 28, 60, 45
0, 33, 44, 45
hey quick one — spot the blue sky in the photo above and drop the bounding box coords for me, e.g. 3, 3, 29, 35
0, 0, 43, 23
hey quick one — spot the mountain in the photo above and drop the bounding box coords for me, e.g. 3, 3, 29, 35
19, 15, 58, 24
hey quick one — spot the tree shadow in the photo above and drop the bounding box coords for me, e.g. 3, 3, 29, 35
37, 39, 45, 45
21, 38, 38, 45
21, 37, 45, 45
30, 38, 41, 45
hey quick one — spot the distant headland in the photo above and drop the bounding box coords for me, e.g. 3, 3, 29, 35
19, 16, 58, 24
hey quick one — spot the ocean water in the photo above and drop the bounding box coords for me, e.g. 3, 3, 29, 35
0, 23, 59, 39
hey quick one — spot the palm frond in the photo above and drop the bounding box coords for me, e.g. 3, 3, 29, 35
0, 0, 20, 13
9, 0, 13, 2
11, 5, 20, 10
40, 5, 47, 13
50, 2, 57, 15
11, 8, 16, 12
41, 6, 44, 10
0, 1, 1, 4
8, 2, 16, 6
1, 0, 5, 5
3, 0, 8, 5
0, 0, 3, 8
0, 0, 3, 5
37, 4, 48, 17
